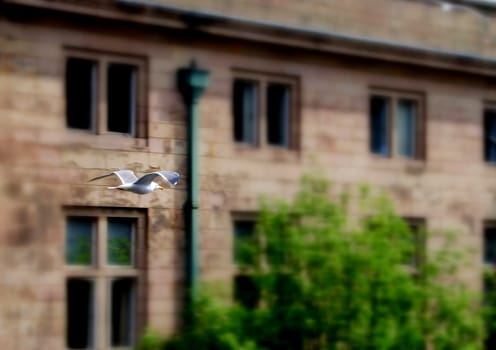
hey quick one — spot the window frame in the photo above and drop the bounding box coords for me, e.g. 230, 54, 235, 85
483, 103, 496, 164
483, 221, 496, 349
64, 207, 146, 350
232, 70, 300, 150
232, 78, 259, 145
403, 217, 426, 270
64, 48, 147, 140
231, 212, 260, 308
369, 88, 426, 160
484, 221, 496, 270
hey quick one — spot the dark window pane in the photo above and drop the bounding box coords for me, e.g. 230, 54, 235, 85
66, 217, 94, 265
234, 274, 260, 309
485, 274, 496, 349
66, 58, 96, 131
396, 99, 417, 158
484, 110, 496, 162
67, 279, 94, 349
267, 83, 291, 147
485, 227, 496, 265
111, 278, 135, 347
234, 220, 255, 237
403, 218, 425, 267
370, 96, 390, 156
107, 218, 134, 266
107, 63, 137, 134
234, 220, 255, 265
233, 79, 258, 144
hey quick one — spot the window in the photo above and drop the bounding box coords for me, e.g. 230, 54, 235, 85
65, 51, 146, 138
266, 83, 291, 147
369, 90, 425, 159
366, 216, 425, 270
233, 218, 260, 308
403, 217, 426, 268
232, 72, 298, 149
485, 226, 496, 266
484, 108, 496, 163
66, 58, 96, 131
233, 80, 258, 145
65, 209, 145, 350
484, 223, 496, 349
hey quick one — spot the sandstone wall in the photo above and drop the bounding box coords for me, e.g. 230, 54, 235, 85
1, 0, 495, 348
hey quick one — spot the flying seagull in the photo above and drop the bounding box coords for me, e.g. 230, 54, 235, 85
89, 169, 180, 194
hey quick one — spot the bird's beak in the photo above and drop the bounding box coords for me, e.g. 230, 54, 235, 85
158, 186, 165, 191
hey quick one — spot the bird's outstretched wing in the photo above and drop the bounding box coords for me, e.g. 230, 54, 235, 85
134, 171, 180, 186
88, 170, 138, 185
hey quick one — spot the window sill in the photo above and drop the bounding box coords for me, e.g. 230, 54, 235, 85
370, 153, 425, 162
233, 142, 300, 162
482, 162, 496, 179
370, 154, 426, 174
65, 129, 148, 151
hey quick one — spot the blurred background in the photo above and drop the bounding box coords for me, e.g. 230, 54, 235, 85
2, 0, 496, 349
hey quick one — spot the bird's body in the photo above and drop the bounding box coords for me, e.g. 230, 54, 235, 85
107, 182, 161, 194
89, 170, 179, 194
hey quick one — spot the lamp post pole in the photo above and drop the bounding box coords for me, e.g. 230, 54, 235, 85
177, 62, 209, 306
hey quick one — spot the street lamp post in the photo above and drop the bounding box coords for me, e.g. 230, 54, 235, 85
177, 62, 210, 307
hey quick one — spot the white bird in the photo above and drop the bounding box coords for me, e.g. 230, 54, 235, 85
89, 169, 180, 194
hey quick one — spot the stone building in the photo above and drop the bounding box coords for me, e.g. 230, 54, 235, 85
2, 0, 496, 348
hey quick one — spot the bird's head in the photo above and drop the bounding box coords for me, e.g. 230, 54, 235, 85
151, 182, 166, 192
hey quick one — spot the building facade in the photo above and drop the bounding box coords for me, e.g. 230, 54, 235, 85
2, 0, 496, 348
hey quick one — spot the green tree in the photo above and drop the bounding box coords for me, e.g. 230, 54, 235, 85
246, 176, 484, 350
144, 176, 485, 350
140, 297, 258, 350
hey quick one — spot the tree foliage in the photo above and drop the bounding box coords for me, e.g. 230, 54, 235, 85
142, 176, 485, 350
